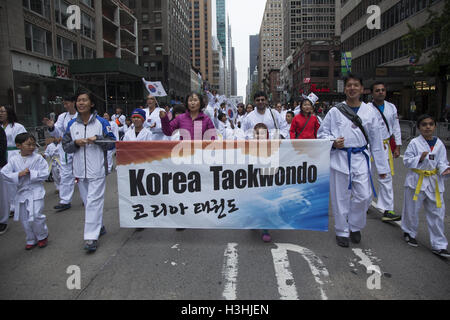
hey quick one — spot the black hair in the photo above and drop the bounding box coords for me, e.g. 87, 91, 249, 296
417, 114, 435, 128
371, 81, 386, 92
185, 92, 206, 112
344, 73, 364, 87
0, 105, 18, 125
286, 111, 295, 117
15, 132, 36, 145
63, 95, 76, 102
254, 91, 268, 100
75, 91, 96, 113
218, 112, 227, 121
172, 104, 187, 117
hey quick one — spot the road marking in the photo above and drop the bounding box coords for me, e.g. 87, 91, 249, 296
272, 243, 331, 300
352, 248, 382, 275
222, 243, 239, 300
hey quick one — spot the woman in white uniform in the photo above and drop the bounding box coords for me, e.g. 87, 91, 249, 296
0, 105, 27, 215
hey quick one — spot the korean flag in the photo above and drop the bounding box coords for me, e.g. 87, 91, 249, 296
142, 78, 168, 97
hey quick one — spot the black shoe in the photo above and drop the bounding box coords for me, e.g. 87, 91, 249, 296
54, 203, 71, 212
135, 228, 145, 232
431, 249, 450, 258
84, 240, 98, 253
0, 224, 8, 235
176, 228, 186, 232
99, 226, 107, 237
404, 233, 418, 247
350, 231, 361, 244
336, 236, 349, 248
382, 211, 401, 222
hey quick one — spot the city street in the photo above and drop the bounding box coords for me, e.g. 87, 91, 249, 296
1, 151, 449, 301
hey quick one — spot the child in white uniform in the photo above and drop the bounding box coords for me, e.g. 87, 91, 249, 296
123, 109, 153, 141
43, 137, 61, 192
402, 115, 450, 258
1, 133, 49, 250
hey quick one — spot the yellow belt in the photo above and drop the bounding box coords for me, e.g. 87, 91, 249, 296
412, 168, 441, 208
383, 138, 395, 176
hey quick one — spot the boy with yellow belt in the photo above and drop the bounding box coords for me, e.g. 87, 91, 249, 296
402, 115, 450, 258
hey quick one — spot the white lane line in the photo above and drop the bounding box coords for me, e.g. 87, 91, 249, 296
272, 243, 331, 300
222, 243, 239, 300
271, 245, 299, 300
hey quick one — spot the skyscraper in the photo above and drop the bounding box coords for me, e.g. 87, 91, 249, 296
130, 0, 191, 101
216, 0, 227, 58
282, 0, 336, 60
190, 0, 216, 91
258, 0, 284, 90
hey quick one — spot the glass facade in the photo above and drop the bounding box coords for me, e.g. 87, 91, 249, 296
216, 0, 226, 58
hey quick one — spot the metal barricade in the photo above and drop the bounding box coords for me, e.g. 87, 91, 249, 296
399, 120, 416, 144
26, 126, 49, 148
436, 122, 450, 142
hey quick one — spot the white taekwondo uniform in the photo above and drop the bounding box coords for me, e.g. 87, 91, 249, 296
368, 101, 402, 212
48, 112, 77, 205
1, 152, 49, 245
242, 108, 290, 140
318, 102, 389, 237
44, 142, 61, 191
123, 127, 154, 141
401, 135, 450, 251
3, 122, 27, 213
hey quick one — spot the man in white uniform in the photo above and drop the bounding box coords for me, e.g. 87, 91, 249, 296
318, 74, 390, 247
143, 94, 165, 141
43, 96, 77, 212
369, 82, 402, 222
242, 92, 289, 140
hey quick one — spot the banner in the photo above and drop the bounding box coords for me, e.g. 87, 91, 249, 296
116, 140, 332, 231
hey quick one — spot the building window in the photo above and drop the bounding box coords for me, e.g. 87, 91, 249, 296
54, 0, 71, 27
23, 0, 51, 19
25, 22, 52, 57
81, 12, 95, 39
80, 0, 94, 8
56, 36, 78, 60
81, 46, 95, 59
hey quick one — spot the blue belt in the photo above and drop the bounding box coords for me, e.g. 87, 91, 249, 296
336, 146, 377, 198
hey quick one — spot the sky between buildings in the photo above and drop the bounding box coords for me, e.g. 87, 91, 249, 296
228, 0, 267, 97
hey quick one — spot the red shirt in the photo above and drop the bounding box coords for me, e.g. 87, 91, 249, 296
290, 113, 320, 139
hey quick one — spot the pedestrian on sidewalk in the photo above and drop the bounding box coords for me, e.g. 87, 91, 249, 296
1, 133, 49, 250
318, 74, 390, 248
63, 91, 116, 253
368, 82, 402, 222
401, 114, 450, 258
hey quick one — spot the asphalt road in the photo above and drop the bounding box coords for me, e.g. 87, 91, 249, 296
0, 154, 449, 301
